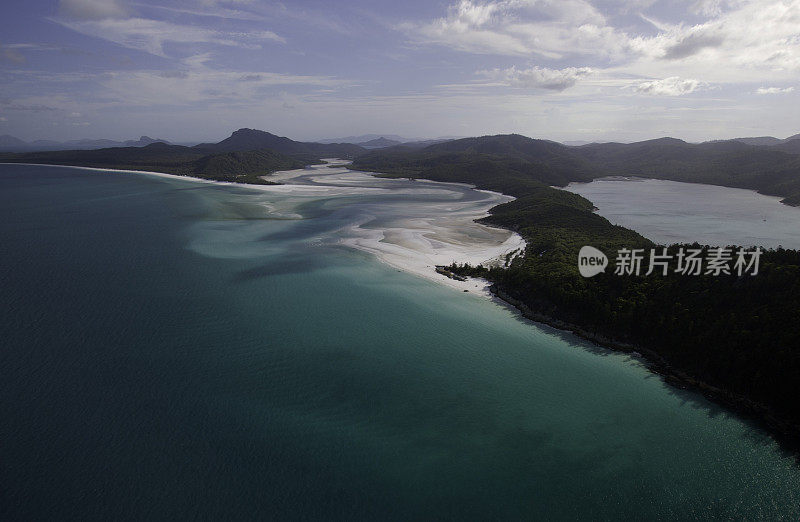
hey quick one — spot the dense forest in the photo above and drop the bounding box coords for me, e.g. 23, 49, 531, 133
351, 137, 800, 447
355, 134, 800, 205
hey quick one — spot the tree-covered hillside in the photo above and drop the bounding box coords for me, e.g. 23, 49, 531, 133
352, 135, 800, 448
355, 134, 800, 205
0, 142, 305, 184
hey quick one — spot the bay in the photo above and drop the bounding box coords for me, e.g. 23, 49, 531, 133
566, 177, 800, 249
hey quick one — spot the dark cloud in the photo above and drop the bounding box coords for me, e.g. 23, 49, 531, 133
663, 32, 725, 60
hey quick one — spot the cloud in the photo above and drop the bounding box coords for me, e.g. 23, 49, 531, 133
55, 17, 285, 56
634, 77, 705, 95
756, 86, 795, 94
405, 0, 800, 87
398, 0, 625, 62
228, 31, 285, 44
480, 66, 593, 91
661, 30, 725, 60
401, 0, 623, 59
0, 101, 61, 112
0, 44, 26, 63
95, 55, 352, 106
54, 0, 284, 57
630, 0, 800, 74
59, 0, 128, 20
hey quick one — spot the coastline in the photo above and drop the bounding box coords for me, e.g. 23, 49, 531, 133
1, 161, 527, 296
486, 283, 800, 456
566, 175, 800, 208
0, 162, 284, 191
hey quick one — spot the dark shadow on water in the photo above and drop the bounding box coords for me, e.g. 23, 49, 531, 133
232, 256, 322, 282
488, 295, 612, 357
488, 293, 800, 462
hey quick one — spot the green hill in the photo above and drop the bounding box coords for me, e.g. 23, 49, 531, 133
0, 141, 305, 184
354, 134, 800, 205
196, 128, 365, 159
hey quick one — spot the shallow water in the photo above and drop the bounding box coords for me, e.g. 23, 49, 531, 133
2, 164, 800, 520
566, 177, 800, 248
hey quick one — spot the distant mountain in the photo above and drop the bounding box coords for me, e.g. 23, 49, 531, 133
705, 132, 800, 148
196, 128, 364, 159
0, 140, 303, 184
316, 134, 408, 145
0, 128, 366, 183
397, 138, 456, 149
0, 135, 27, 148
0, 135, 170, 152
561, 140, 596, 147
731, 136, 783, 146
772, 138, 800, 155
355, 137, 403, 149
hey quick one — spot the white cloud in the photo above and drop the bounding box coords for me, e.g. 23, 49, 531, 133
96, 55, 351, 106
54, 0, 285, 57
480, 65, 593, 91
756, 86, 795, 94
229, 31, 285, 43
405, 0, 800, 86
55, 17, 285, 56
634, 76, 705, 95
402, 0, 628, 59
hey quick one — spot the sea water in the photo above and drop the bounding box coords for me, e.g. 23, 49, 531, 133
2, 164, 799, 520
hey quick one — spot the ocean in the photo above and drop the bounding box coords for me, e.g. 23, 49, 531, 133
2, 164, 799, 520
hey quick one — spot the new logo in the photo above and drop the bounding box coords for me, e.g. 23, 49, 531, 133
578, 246, 608, 277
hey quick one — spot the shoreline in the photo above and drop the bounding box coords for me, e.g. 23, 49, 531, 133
1, 161, 527, 296
0, 162, 284, 191
486, 283, 800, 457
566, 175, 800, 208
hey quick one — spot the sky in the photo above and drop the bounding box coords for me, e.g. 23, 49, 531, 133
1, 0, 799, 143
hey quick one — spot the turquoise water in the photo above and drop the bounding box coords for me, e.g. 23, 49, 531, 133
566, 178, 800, 249
2, 164, 800, 520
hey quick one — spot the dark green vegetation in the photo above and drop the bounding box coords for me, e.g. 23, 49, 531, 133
195, 128, 364, 158
355, 133, 800, 205
0, 128, 365, 184
576, 137, 800, 205
352, 134, 800, 446
0, 143, 302, 184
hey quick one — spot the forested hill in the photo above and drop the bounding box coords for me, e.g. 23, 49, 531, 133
353, 134, 800, 205
573, 137, 800, 204
0, 128, 366, 184
195, 128, 365, 158
0, 142, 305, 184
